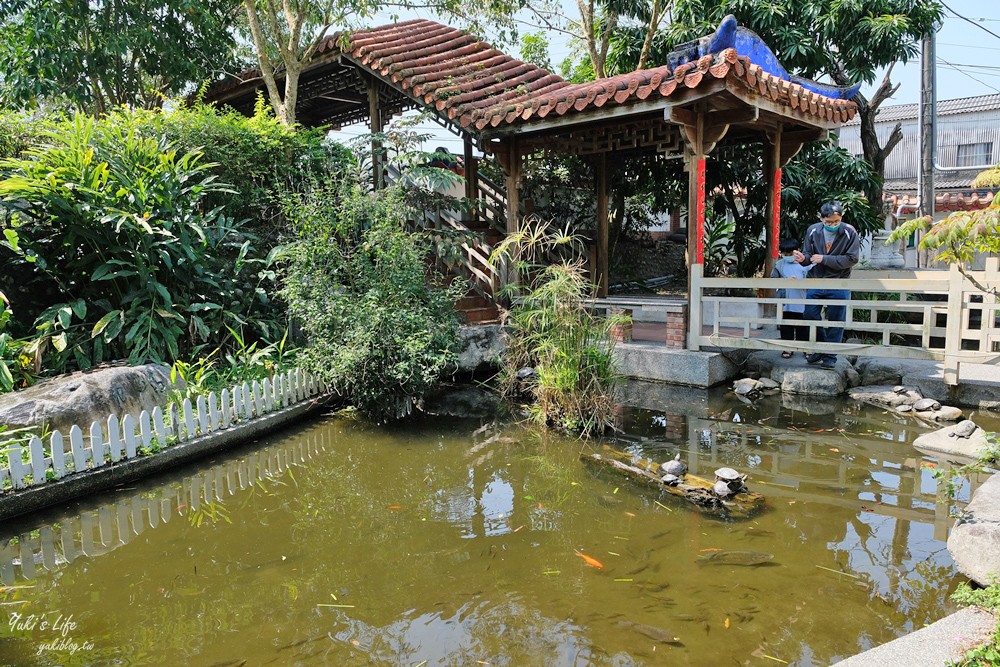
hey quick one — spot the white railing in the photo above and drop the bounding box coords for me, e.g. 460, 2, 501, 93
0, 369, 325, 493
690, 259, 1000, 385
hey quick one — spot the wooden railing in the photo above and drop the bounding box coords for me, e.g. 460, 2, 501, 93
689, 259, 1000, 385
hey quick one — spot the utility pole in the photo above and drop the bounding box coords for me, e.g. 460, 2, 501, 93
920, 32, 935, 222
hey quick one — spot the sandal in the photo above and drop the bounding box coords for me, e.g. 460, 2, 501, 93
781, 351, 793, 359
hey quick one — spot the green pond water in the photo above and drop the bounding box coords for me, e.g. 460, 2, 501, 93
0, 383, 994, 667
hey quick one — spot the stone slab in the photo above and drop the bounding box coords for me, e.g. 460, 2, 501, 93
832, 606, 996, 667
613, 342, 744, 387
914, 422, 991, 461
452, 324, 505, 374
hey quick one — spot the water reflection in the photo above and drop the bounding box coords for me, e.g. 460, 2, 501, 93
0, 389, 994, 667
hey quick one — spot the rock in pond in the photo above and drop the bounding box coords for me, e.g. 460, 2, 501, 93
780, 368, 846, 397
0, 364, 176, 436
949, 473, 1000, 586
913, 420, 990, 460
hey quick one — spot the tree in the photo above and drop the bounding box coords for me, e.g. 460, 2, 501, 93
241, 0, 524, 125
0, 0, 243, 113
657, 0, 943, 214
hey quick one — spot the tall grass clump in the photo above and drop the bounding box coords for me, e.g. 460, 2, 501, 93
491, 219, 625, 435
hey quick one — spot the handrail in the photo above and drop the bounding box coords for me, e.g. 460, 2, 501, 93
687, 258, 1000, 385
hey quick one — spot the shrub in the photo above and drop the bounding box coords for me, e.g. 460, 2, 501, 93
491, 219, 623, 435
278, 170, 463, 422
0, 111, 281, 369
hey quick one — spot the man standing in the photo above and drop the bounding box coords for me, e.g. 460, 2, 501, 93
791, 201, 860, 370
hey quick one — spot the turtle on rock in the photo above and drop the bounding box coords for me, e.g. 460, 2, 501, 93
660, 453, 688, 477
913, 398, 941, 412
949, 420, 979, 439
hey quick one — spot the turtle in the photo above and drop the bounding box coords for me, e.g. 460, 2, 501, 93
715, 467, 742, 482
896, 404, 913, 413
712, 480, 734, 497
715, 467, 748, 494
661, 473, 681, 486
661, 453, 687, 477
913, 398, 941, 412
949, 420, 979, 439
893, 385, 907, 394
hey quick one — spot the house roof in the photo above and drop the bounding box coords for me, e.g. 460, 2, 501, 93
204, 19, 856, 135
844, 93, 1000, 126
885, 191, 995, 213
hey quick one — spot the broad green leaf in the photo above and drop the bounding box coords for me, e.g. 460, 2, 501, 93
92, 309, 123, 338
52, 332, 68, 352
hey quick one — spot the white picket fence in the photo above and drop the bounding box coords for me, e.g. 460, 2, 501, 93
0, 368, 325, 493
1, 426, 329, 584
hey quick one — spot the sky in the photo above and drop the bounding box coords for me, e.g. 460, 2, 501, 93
335, 1, 1000, 151
862, 0, 1000, 105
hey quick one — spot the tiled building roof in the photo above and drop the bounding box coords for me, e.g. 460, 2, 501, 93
885, 191, 996, 213
333, 19, 856, 132
844, 93, 1000, 126
208, 19, 857, 133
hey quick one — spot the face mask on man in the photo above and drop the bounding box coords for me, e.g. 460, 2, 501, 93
823, 224, 840, 233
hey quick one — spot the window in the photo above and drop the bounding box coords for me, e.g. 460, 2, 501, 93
957, 142, 993, 167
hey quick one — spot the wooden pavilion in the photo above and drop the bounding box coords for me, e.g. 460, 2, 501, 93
205, 16, 858, 346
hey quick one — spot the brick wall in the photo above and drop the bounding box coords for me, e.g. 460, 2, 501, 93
665, 306, 688, 349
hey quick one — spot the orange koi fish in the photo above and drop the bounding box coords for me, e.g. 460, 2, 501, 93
575, 551, 604, 569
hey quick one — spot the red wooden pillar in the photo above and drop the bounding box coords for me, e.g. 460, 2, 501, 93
763, 123, 783, 280
686, 112, 706, 351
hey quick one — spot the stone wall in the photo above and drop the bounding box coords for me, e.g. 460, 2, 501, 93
611, 239, 686, 284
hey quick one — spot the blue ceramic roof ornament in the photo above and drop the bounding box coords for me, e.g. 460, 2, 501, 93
665, 15, 862, 100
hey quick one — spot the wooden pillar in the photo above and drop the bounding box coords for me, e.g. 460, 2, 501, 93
463, 135, 477, 223
367, 77, 383, 189
595, 152, 609, 297
685, 112, 706, 351
763, 123, 783, 281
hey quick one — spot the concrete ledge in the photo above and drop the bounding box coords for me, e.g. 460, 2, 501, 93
613, 342, 743, 387
833, 607, 996, 667
0, 395, 337, 523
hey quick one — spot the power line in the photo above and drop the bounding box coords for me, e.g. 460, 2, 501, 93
941, 2, 1000, 43
939, 42, 1000, 51
937, 57, 1000, 94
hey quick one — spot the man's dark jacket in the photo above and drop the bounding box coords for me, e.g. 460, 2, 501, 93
800, 221, 860, 279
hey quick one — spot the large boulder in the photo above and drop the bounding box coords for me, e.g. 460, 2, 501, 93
854, 358, 904, 387
0, 364, 175, 435
451, 324, 505, 374
914, 421, 991, 460
418, 385, 502, 418
949, 473, 1000, 586
849, 385, 922, 409
780, 367, 847, 396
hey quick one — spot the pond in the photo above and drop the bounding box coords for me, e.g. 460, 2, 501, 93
0, 382, 994, 667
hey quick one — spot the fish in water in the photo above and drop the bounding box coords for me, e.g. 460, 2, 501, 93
695, 550, 774, 566
576, 551, 605, 569
615, 620, 682, 645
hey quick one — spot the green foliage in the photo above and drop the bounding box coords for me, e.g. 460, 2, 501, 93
781, 142, 882, 239
278, 153, 463, 422
0, 110, 282, 371
890, 198, 1000, 270
949, 579, 1000, 667
491, 219, 622, 436
0, 0, 242, 112
703, 212, 737, 278
932, 432, 1000, 504
0, 111, 39, 162
147, 101, 352, 242
644, 0, 942, 87
520, 32, 553, 70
